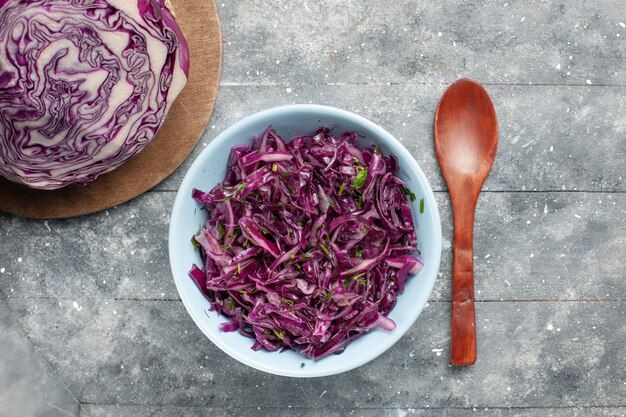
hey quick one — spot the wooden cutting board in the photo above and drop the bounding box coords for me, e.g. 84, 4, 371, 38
0, 0, 222, 219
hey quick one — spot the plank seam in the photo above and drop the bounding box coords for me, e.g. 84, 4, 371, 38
5, 296, 622, 303
217, 82, 626, 88
78, 403, 626, 410
149, 189, 626, 194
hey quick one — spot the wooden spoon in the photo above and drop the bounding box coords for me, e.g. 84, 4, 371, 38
434, 79, 498, 366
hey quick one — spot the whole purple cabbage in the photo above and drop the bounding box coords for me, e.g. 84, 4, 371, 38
190, 128, 423, 360
0, 0, 189, 189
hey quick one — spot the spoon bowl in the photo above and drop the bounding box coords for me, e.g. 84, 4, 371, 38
435, 80, 498, 184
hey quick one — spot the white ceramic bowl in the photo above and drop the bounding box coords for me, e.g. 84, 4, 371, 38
169, 104, 442, 377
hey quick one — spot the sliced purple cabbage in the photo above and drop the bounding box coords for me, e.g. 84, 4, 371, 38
190, 127, 423, 360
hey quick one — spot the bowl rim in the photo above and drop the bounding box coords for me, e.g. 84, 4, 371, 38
169, 104, 442, 377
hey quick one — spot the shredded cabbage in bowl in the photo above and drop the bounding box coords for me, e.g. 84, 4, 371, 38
189, 127, 423, 360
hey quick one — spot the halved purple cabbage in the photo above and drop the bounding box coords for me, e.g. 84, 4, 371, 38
190, 128, 423, 360
0, 0, 189, 189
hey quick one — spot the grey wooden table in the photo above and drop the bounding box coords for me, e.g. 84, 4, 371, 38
1, 1, 625, 416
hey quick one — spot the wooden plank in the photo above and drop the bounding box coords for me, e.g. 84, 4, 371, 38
434, 191, 626, 302
0, 192, 176, 301
2, 191, 623, 302
155, 84, 626, 193
82, 404, 626, 417
0, 293, 80, 417
217, 0, 625, 86
8, 298, 625, 409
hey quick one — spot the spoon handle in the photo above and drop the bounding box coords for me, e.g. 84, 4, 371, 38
451, 197, 477, 365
